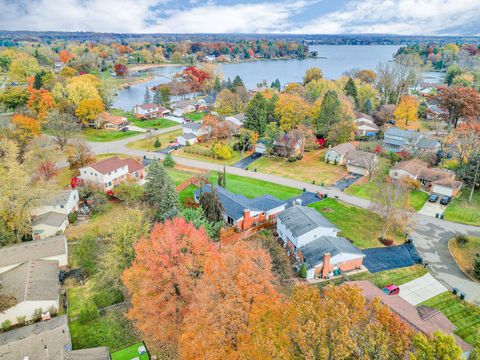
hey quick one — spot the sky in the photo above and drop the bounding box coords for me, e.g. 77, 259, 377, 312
0, 0, 479, 35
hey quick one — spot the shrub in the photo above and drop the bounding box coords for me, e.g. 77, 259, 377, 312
78, 301, 99, 324
163, 153, 176, 168
287, 157, 296, 162
154, 138, 161, 148
1, 320, 11, 331
455, 234, 469, 247
32, 308, 43, 322
68, 212, 77, 224
48, 305, 58, 317
299, 263, 307, 279
92, 288, 124, 308
296, 154, 303, 160
473, 255, 480, 279
381, 238, 394, 246
333, 158, 338, 165
325, 157, 329, 164
16, 316, 26, 326
212, 143, 232, 160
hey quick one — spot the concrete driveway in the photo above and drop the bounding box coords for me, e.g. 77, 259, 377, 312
418, 201, 447, 218
399, 273, 448, 306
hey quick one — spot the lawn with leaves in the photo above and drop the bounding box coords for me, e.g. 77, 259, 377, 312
167, 167, 195, 186
82, 128, 140, 142
443, 190, 480, 226
175, 140, 245, 166
111, 109, 178, 129
308, 198, 405, 248
126, 130, 182, 151
185, 111, 206, 122
449, 236, 480, 281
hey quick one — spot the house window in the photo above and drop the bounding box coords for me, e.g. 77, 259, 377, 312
134, 172, 138, 178
60, 205, 64, 209
227, 216, 234, 225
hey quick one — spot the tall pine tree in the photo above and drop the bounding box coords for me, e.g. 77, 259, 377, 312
144, 160, 168, 207
244, 92, 268, 136
213, 76, 222, 92
344, 77, 359, 109
232, 75, 244, 89
157, 178, 179, 221
153, 89, 161, 105
143, 85, 151, 104
315, 90, 342, 136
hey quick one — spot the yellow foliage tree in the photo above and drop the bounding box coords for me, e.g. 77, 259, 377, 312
75, 98, 105, 127
66, 74, 101, 106
274, 93, 310, 131
394, 95, 419, 128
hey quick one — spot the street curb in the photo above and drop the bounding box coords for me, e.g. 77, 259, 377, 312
447, 238, 480, 284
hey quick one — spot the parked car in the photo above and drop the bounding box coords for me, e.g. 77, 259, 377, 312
428, 194, 439, 203
382, 284, 400, 295
440, 196, 452, 205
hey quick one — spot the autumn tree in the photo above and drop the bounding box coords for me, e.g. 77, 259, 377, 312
10, 114, 40, 159
58, 49, 71, 64
215, 88, 244, 116
35, 161, 58, 182
238, 128, 259, 153
180, 66, 210, 93
410, 331, 462, 360
303, 67, 323, 85
179, 240, 279, 359
431, 87, 480, 130
46, 109, 79, 150
355, 69, 377, 84
0, 87, 29, 111
122, 218, 217, 354
394, 95, 419, 128
66, 142, 96, 171
114, 63, 128, 77
244, 92, 269, 136
114, 180, 145, 206
327, 118, 355, 146
314, 90, 342, 136
75, 98, 105, 127
199, 188, 224, 223
27, 87, 56, 123
275, 93, 310, 131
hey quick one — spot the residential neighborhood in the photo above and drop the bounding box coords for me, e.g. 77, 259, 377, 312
1, 16, 480, 360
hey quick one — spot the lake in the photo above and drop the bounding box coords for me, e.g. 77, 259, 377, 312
113, 45, 402, 111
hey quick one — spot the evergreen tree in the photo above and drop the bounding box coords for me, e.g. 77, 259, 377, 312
266, 94, 278, 123
213, 76, 222, 92
299, 263, 307, 278
232, 75, 244, 88
244, 92, 268, 136
315, 90, 342, 136
163, 153, 176, 168
344, 77, 359, 108
364, 98, 373, 115
273, 79, 281, 89
216, 167, 227, 188
474, 255, 480, 279
157, 178, 179, 221
33, 71, 45, 90
144, 160, 168, 206
153, 89, 161, 105
199, 188, 224, 223
143, 85, 151, 104
159, 86, 171, 107
226, 77, 232, 90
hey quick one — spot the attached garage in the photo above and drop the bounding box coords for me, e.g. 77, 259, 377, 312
431, 179, 463, 197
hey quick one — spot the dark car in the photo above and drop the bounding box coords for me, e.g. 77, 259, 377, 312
428, 194, 439, 203
440, 196, 452, 205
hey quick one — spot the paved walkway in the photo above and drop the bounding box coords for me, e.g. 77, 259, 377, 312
399, 273, 448, 306
84, 132, 480, 304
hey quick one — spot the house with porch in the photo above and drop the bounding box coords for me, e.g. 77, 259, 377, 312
98, 112, 129, 130
194, 185, 286, 230
325, 143, 356, 165
172, 99, 205, 117
134, 104, 170, 119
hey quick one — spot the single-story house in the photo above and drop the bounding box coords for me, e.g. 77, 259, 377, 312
30, 189, 79, 217
277, 205, 339, 251
0, 260, 59, 325
389, 159, 460, 193
431, 178, 463, 197
134, 103, 170, 119
0, 315, 111, 359
299, 235, 365, 280
98, 112, 129, 130
325, 143, 356, 165
176, 121, 209, 146
32, 212, 68, 240
350, 280, 471, 353
345, 150, 378, 176
382, 128, 440, 154
0, 235, 68, 274
194, 185, 286, 230
225, 113, 245, 127
355, 112, 380, 136
172, 99, 203, 117
79, 157, 146, 191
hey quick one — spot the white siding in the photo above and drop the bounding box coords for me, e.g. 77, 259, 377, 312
0, 300, 59, 325
277, 218, 339, 249
432, 184, 454, 197
32, 221, 67, 240
346, 164, 368, 176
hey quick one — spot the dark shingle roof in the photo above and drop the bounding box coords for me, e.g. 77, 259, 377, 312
181, 133, 198, 140
183, 122, 203, 131
300, 236, 364, 270
277, 206, 337, 237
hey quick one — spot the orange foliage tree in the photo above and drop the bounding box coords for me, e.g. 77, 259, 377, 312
179, 240, 280, 360
27, 86, 56, 123
11, 114, 40, 153
59, 49, 72, 64
122, 218, 217, 353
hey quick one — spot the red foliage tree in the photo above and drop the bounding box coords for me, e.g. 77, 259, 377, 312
36, 161, 58, 182
114, 63, 128, 78
180, 66, 210, 93
431, 87, 480, 129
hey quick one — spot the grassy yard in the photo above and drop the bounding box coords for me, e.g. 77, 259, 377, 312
421, 292, 480, 345
111, 109, 178, 130
443, 189, 480, 226
210, 172, 302, 201
82, 128, 140, 142
175, 140, 245, 166
249, 150, 348, 186
351, 265, 428, 288
111, 342, 150, 360
179, 184, 197, 204
345, 179, 429, 211
449, 236, 480, 281
185, 111, 206, 122
308, 198, 405, 248
167, 167, 195, 186
126, 130, 182, 151
70, 309, 141, 352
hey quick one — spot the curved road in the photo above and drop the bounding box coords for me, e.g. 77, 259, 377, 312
85, 130, 480, 305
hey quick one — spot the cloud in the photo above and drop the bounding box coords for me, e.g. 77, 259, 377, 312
0, 0, 478, 35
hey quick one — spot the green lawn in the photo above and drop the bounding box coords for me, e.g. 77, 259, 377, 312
421, 292, 480, 345
210, 173, 302, 201
308, 198, 405, 248
111, 342, 150, 360
166, 168, 195, 186
345, 181, 428, 212
68, 286, 89, 318
70, 309, 141, 352
126, 130, 182, 151
82, 128, 140, 142
443, 189, 480, 226
179, 184, 197, 204
175, 141, 245, 166
185, 111, 206, 122
449, 236, 480, 280
111, 109, 178, 130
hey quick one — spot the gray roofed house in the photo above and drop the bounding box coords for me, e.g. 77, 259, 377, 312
32, 211, 68, 228
382, 128, 440, 153
31, 211, 69, 240
194, 185, 286, 228
65, 347, 111, 360
183, 121, 203, 131
325, 143, 356, 165
225, 113, 245, 127
277, 206, 337, 238
0, 235, 68, 272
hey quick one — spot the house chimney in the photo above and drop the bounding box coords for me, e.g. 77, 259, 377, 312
322, 253, 331, 278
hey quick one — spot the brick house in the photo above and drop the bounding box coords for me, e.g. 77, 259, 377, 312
97, 112, 129, 130
194, 185, 286, 230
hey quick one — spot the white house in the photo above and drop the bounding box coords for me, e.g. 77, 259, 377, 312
277, 206, 339, 251
0, 235, 68, 274
30, 189, 79, 217
134, 104, 170, 119
79, 157, 146, 191
355, 112, 380, 136
325, 143, 356, 165
176, 122, 209, 146
0, 260, 59, 326
344, 150, 378, 176
172, 99, 199, 117
225, 113, 245, 127
31, 212, 68, 240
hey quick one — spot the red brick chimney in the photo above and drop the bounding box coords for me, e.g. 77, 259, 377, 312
322, 252, 331, 278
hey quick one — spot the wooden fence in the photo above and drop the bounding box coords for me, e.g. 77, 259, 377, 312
219, 219, 276, 245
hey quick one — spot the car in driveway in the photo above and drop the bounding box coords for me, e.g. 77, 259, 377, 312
428, 194, 439, 203
382, 284, 400, 295
440, 196, 452, 205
